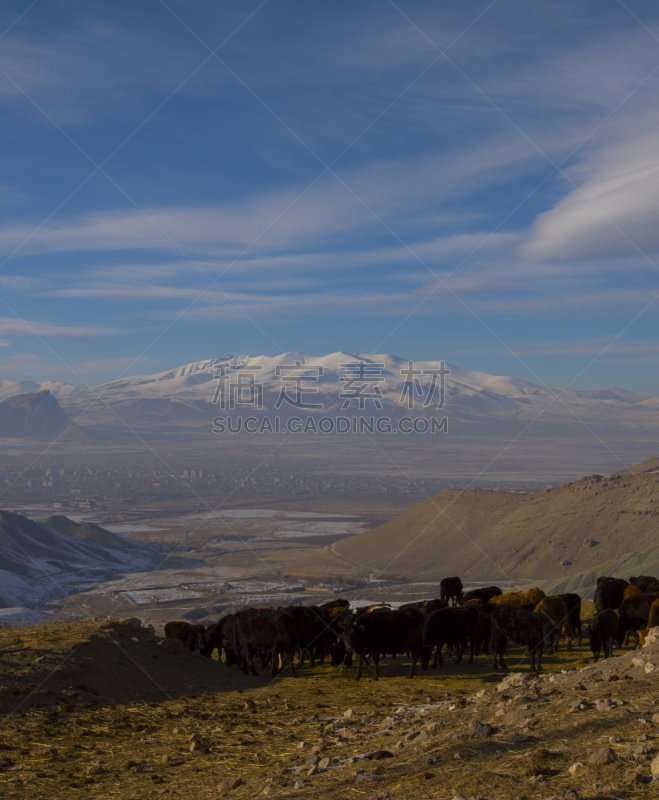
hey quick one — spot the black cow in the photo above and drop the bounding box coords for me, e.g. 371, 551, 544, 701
319, 598, 350, 610
462, 586, 502, 604
164, 621, 203, 651
421, 606, 479, 668
629, 575, 659, 592
232, 608, 299, 677
588, 609, 618, 662
596, 576, 629, 587
440, 576, 463, 606
594, 579, 627, 612
399, 598, 448, 615
342, 608, 424, 680
558, 592, 583, 644
199, 615, 239, 665
471, 602, 495, 656
490, 605, 556, 672
280, 606, 333, 667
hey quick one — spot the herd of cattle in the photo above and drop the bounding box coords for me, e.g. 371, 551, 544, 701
163, 574, 659, 678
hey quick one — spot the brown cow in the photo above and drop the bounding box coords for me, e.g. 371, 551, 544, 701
526, 587, 546, 605
489, 591, 530, 607
639, 599, 659, 645
623, 585, 643, 601
534, 596, 573, 650
618, 592, 659, 647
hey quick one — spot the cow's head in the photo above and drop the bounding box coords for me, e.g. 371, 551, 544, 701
341, 622, 365, 651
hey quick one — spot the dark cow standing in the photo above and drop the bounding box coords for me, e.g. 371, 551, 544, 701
199, 615, 238, 665
342, 608, 424, 680
440, 576, 463, 606
594, 579, 627, 612
400, 598, 448, 614
421, 606, 479, 668
281, 606, 332, 667
558, 592, 583, 644
597, 576, 629, 587
232, 608, 299, 677
320, 598, 350, 610
164, 621, 204, 651
490, 605, 557, 672
461, 586, 502, 604
588, 609, 618, 662
471, 602, 495, 655
629, 575, 659, 592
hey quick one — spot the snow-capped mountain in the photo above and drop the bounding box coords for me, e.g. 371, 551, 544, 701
1, 352, 656, 430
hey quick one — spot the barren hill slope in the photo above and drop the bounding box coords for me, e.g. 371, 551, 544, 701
38, 514, 151, 550
290, 457, 659, 582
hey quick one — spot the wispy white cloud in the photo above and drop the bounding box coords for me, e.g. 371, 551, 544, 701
0, 317, 115, 341
520, 132, 659, 261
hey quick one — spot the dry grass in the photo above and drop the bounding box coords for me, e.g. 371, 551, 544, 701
0, 613, 657, 800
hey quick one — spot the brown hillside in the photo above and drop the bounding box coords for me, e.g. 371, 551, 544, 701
290, 457, 659, 582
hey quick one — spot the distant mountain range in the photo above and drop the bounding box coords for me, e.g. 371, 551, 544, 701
0, 511, 188, 608
0, 352, 657, 433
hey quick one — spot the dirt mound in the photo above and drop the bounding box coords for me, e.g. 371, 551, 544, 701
0, 618, 263, 713
290, 457, 659, 582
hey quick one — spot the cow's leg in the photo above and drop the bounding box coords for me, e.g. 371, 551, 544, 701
408, 650, 418, 679
499, 636, 508, 669
288, 652, 299, 678
437, 644, 444, 666
432, 647, 439, 668
455, 638, 466, 665
372, 652, 380, 680
536, 644, 543, 672
244, 648, 258, 676
356, 656, 364, 681
468, 634, 475, 664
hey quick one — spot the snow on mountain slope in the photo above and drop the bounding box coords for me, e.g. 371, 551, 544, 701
8, 352, 658, 428
0, 511, 193, 608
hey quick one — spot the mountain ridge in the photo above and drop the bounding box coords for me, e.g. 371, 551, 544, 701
288, 456, 659, 583
0, 353, 657, 432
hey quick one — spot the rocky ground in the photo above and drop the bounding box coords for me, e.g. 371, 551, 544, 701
0, 617, 657, 800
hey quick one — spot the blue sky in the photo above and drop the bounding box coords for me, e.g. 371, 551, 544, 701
3, 0, 659, 394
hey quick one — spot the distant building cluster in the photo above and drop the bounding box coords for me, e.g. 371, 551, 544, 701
0, 453, 540, 511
